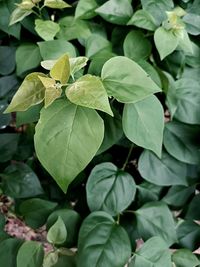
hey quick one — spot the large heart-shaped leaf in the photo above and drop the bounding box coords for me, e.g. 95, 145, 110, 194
77, 211, 131, 267
123, 95, 164, 157
101, 56, 161, 103
86, 162, 136, 216
34, 99, 104, 192
66, 74, 113, 116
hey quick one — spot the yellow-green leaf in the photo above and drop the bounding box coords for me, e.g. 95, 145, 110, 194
44, 0, 71, 9
38, 76, 56, 88
66, 74, 113, 116
50, 54, 70, 84
4, 73, 46, 113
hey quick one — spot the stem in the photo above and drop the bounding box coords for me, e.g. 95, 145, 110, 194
122, 144, 134, 170
116, 214, 120, 224
31, 10, 41, 18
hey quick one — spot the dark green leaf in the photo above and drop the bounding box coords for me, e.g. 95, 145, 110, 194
0, 46, 16, 75
0, 133, 19, 162
186, 194, 200, 220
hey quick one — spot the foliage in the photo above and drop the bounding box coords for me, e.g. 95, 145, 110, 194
0, 0, 200, 266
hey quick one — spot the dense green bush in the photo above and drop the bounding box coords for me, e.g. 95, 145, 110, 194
0, 0, 200, 266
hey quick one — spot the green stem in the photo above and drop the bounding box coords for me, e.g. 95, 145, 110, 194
116, 213, 120, 224
122, 144, 134, 170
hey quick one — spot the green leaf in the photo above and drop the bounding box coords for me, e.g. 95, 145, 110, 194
34, 99, 104, 192
129, 236, 171, 267
0, 134, 19, 162
177, 220, 200, 251
1, 162, 44, 198
75, 0, 98, 20
77, 211, 131, 267
95, 0, 133, 25
162, 185, 195, 208
123, 95, 164, 157
0, 238, 23, 267
19, 198, 57, 229
66, 74, 113, 116
47, 216, 67, 245
0, 46, 16, 75
16, 44, 41, 76
4, 72, 46, 113
172, 249, 200, 267
135, 201, 177, 245
9, 7, 32, 26
57, 16, 91, 41
186, 194, 200, 220
35, 19, 60, 41
17, 241, 44, 267
16, 104, 42, 127
173, 78, 200, 124
137, 182, 162, 206
46, 209, 81, 247
69, 57, 88, 78
123, 30, 152, 61
154, 27, 179, 60
43, 251, 58, 267
138, 150, 188, 186
164, 121, 200, 164
141, 0, 174, 25
17, 0, 35, 10
177, 29, 193, 55
127, 9, 157, 31
86, 162, 136, 216
183, 13, 200, 35
44, 0, 71, 9
38, 40, 76, 60
0, 74, 18, 98
101, 56, 161, 103
86, 34, 112, 59
50, 54, 70, 84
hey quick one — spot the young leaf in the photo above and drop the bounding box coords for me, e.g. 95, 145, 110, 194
86, 162, 136, 216
135, 201, 177, 245
69, 57, 88, 78
77, 211, 131, 267
95, 0, 133, 25
35, 19, 60, 41
18, 0, 35, 10
154, 27, 179, 60
47, 216, 67, 245
75, 0, 98, 20
4, 72, 46, 113
66, 74, 113, 116
138, 150, 188, 186
50, 54, 70, 84
129, 236, 171, 267
9, 7, 32, 26
34, 99, 104, 192
44, 0, 71, 9
172, 249, 200, 267
123, 95, 164, 157
17, 241, 44, 267
101, 56, 161, 103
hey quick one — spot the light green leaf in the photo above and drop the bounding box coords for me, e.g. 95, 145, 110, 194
44, 0, 71, 9
66, 74, 113, 116
129, 236, 171, 267
177, 29, 193, 55
95, 0, 133, 25
135, 201, 177, 245
34, 99, 104, 192
4, 72, 46, 113
57, 16, 91, 41
101, 56, 161, 103
75, 0, 98, 20
50, 54, 70, 84
164, 121, 200, 164
141, 0, 174, 25
127, 9, 157, 31
47, 216, 67, 245
16, 43, 41, 76
77, 211, 131, 267
123, 30, 152, 61
86, 162, 136, 216
69, 57, 88, 78
38, 40, 76, 60
138, 150, 188, 186
123, 95, 164, 157
35, 19, 60, 41
9, 7, 32, 26
43, 251, 58, 267
17, 241, 44, 267
18, 0, 35, 10
172, 249, 200, 267
174, 78, 200, 124
154, 27, 179, 60
183, 13, 200, 35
